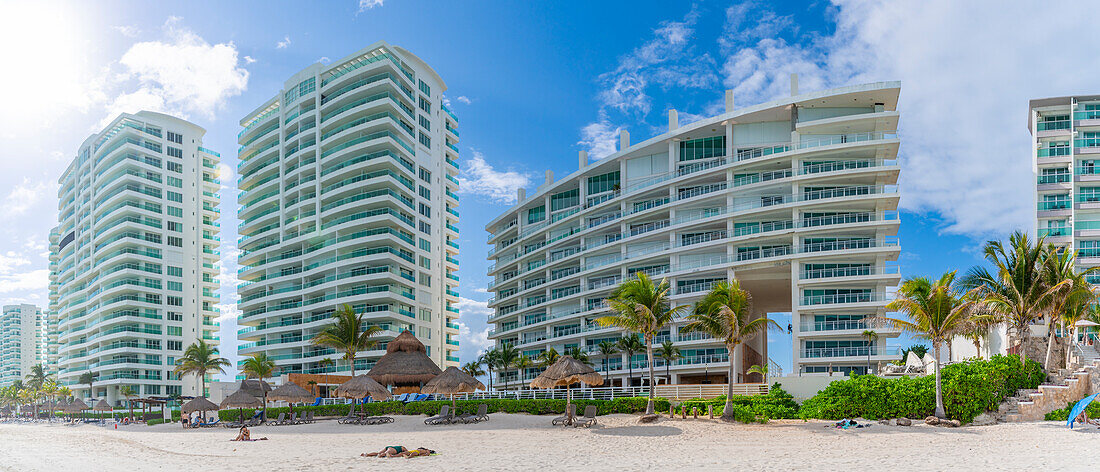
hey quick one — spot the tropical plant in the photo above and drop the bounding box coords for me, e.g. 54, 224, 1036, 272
78, 371, 96, 400
656, 341, 681, 384
684, 279, 780, 422
598, 273, 688, 415
119, 385, 137, 420
173, 339, 230, 396
564, 346, 591, 366
317, 357, 335, 397
882, 271, 975, 418
25, 364, 47, 390
478, 349, 500, 391
514, 356, 534, 387
306, 380, 319, 397
862, 330, 877, 373
962, 231, 1064, 368
617, 336, 644, 389
1040, 246, 1096, 369
747, 364, 768, 383
461, 362, 485, 378
310, 304, 382, 377
494, 344, 520, 387
240, 353, 277, 415
596, 341, 618, 381
538, 347, 561, 367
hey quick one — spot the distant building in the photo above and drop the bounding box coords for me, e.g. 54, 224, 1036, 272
0, 304, 46, 386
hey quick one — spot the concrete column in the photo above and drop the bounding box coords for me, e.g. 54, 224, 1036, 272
725, 122, 734, 160
620, 130, 630, 152
517, 187, 526, 203
725, 90, 734, 113
669, 109, 678, 131
790, 73, 799, 96
579, 150, 588, 169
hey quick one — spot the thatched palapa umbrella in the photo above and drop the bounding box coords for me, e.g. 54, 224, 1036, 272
93, 399, 113, 421
268, 382, 314, 416
66, 398, 90, 421
422, 366, 485, 412
530, 355, 603, 424
220, 389, 263, 423
366, 331, 442, 388
181, 397, 219, 414
334, 375, 391, 417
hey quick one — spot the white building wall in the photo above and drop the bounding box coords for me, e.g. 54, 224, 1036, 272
0, 304, 46, 386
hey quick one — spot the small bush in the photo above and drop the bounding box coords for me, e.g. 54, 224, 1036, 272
677, 384, 798, 423
1045, 400, 1100, 421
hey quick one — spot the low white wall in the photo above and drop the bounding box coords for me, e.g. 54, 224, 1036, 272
772, 374, 850, 402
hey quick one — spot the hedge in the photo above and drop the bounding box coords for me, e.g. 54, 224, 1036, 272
799, 354, 1044, 423
164, 397, 669, 423
1045, 400, 1100, 422
676, 384, 800, 423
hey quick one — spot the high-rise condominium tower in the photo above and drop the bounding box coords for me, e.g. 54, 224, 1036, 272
236, 41, 461, 376
51, 111, 222, 402
1031, 95, 1100, 271
485, 81, 902, 385
0, 304, 47, 386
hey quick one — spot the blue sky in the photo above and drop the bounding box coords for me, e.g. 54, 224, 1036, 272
2, 0, 1099, 378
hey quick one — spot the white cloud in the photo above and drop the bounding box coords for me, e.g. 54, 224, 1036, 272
358, 0, 384, 12
113, 25, 140, 37
2, 179, 51, 218
578, 117, 621, 160
243, 55, 256, 64
319, 56, 331, 64
456, 96, 472, 105
454, 297, 494, 359
456, 150, 532, 204
0, 251, 31, 275
109, 17, 250, 120
0, 269, 49, 293
276, 36, 291, 49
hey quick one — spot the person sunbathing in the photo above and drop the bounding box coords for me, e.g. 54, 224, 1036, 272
362, 446, 435, 458
232, 426, 268, 441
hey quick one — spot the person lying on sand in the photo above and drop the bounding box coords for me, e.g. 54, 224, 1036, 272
1076, 411, 1100, 427
232, 426, 268, 441
361, 446, 435, 458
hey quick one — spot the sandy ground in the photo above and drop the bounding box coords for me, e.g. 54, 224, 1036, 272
0, 414, 1098, 471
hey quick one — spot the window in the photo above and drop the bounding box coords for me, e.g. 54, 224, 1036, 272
419, 115, 431, 131
167, 221, 182, 232
679, 136, 726, 161
167, 176, 182, 188
166, 131, 183, 144
419, 273, 431, 287
167, 296, 182, 306
167, 236, 183, 247
167, 206, 183, 217
419, 79, 431, 95
419, 96, 431, 113
167, 161, 182, 173
527, 205, 545, 224
167, 326, 183, 336
419, 308, 432, 321
419, 203, 431, 218
587, 171, 620, 194
420, 256, 431, 269
167, 266, 182, 277
419, 132, 431, 148
166, 147, 183, 158
145, 232, 162, 244
167, 191, 182, 203
419, 167, 431, 182
167, 341, 183, 351
419, 238, 431, 251
419, 221, 431, 234
419, 186, 431, 199
550, 189, 579, 211
167, 281, 182, 292
167, 312, 183, 321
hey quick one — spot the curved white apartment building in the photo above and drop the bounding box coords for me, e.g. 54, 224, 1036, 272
485, 81, 903, 385
236, 41, 461, 377
52, 111, 222, 402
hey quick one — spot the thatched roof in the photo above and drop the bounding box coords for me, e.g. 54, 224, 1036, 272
219, 390, 263, 409
268, 382, 314, 403
422, 366, 485, 395
366, 331, 442, 385
65, 398, 90, 412
237, 379, 272, 398
92, 400, 113, 412
181, 397, 219, 413
530, 356, 604, 389
334, 375, 391, 400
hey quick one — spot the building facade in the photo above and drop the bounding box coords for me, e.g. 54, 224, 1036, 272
51, 111, 222, 403
485, 81, 902, 386
0, 304, 46, 386
236, 41, 461, 377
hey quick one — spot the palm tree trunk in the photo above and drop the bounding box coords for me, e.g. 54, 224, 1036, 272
1017, 320, 1030, 367
722, 343, 736, 421
1045, 328, 1056, 371
933, 341, 945, 418
349, 351, 356, 377
972, 338, 982, 359
627, 354, 633, 389
645, 340, 655, 415
487, 365, 493, 391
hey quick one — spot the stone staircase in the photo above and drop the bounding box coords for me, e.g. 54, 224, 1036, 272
999, 346, 1100, 423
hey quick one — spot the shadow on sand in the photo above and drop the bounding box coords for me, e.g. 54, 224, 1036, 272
591, 425, 682, 437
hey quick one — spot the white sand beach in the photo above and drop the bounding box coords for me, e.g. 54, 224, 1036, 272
1, 414, 1098, 471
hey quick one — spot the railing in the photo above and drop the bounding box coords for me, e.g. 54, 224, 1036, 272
801, 292, 887, 306
800, 319, 870, 332
452, 386, 651, 401
652, 383, 768, 400
801, 346, 901, 358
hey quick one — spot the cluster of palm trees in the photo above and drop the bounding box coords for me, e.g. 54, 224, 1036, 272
883, 230, 1099, 418
0, 365, 72, 420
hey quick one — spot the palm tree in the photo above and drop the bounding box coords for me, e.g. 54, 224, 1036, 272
78, 371, 96, 400
173, 339, 230, 396
119, 385, 137, 421
596, 341, 618, 382
598, 273, 688, 415
1040, 246, 1096, 369
514, 356, 534, 388
862, 330, 877, 374
684, 279, 780, 421
565, 346, 591, 366
317, 357, 335, 397
306, 380, 318, 397
656, 341, 681, 384
478, 349, 500, 391
538, 347, 561, 367
495, 344, 519, 387
40, 379, 58, 421
962, 231, 1064, 368
461, 362, 485, 378
747, 364, 768, 383
617, 336, 644, 389
25, 364, 47, 390
883, 271, 974, 418
240, 353, 278, 415
310, 304, 383, 377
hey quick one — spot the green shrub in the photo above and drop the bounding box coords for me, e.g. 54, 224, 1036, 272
676, 384, 798, 423
1045, 400, 1100, 421
799, 354, 1044, 423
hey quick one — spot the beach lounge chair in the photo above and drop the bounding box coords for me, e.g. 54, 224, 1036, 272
198, 418, 221, 428
304, 411, 315, 424
425, 405, 452, 425
338, 409, 356, 424
361, 415, 394, 425
574, 406, 597, 428
270, 413, 287, 425
288, 412, 300, 425
552, 404, 577, 426
459, 404, 490, 424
